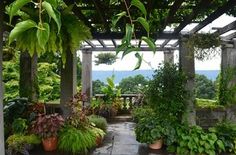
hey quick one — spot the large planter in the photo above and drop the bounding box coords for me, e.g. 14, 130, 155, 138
149, 139, 163, 150
42, 137, 58, 151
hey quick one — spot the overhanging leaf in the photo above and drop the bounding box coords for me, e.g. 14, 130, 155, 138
112, 11, 126, 28
36, 23, 50, 50
134, 53, 143, 70
141, 36, 156, 53
9, 0, 31, 23
122, 47, 140, 59
116, 43, 128, 55
131, 0, 147, 16
45, 0, 58, 8
137, 17, 149, 33
42, 1, 61, 33
125, 24, 134, 44
9, 20, 37, 44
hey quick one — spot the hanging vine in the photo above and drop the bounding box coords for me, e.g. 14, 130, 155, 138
6, 0, 91, 63
185, 33, 221, 61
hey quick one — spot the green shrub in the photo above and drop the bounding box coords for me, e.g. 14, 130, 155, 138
88, 115, 107, 132
175, 125, 225, 155
131, 106, 155, 123
58, 126, 96, 154
209, 122, 236, 154
12, 118, 28, 134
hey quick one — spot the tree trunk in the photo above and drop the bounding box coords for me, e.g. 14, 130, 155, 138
19, 52, 39, 102
0, 0, 6, 153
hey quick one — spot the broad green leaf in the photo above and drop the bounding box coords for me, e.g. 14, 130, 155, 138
9, 20, 37, 44
112, 11, 126, 27
116, 43, 128, 55
110, 0, 119, 5
9, 0, 31, 23
37, 23, 50, 49
122, 47, 140, 59
134, 53, 143, 70
141, 36, 156, 52
125, 24, 133, 44
137, 17, 149, 33
45, 0, 58, 8
131, 0, 147, 16
216, 140, 225, 152
42, 1, 61, 33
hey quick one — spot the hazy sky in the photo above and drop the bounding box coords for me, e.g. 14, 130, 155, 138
80, 14, 235, 71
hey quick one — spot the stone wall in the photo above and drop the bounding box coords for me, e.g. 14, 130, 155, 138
197, 105, 236, 128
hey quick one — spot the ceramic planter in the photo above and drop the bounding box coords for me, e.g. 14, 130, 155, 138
42, 137, 58, 151
149, 139, 163, 149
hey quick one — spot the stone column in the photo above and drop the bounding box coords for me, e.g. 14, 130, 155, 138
220, 40, 236, 106
164, 50, 174, 64
19, 52, 38, 102
0, 0, 5, 153
179, 35, 196, 126
60, 50, 77, 117
82, 49, 92, 106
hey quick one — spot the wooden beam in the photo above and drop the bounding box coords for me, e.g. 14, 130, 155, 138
191, 0, 236, 33
215, 20, 236, 35
222, 32, 236, 40
98, 39, 106, 48
111, 39, 117, 47
160, 0, 212, 48
86, 40, 96, 48
161, 0, 184, 30
81, 47, 178, 52
92, 31, 180, 39
92, 0, 110, 32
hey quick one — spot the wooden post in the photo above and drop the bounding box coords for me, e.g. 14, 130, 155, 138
164, 50, 174, 64
19, 52, 38, 102
0, 0, 5, 153
82, 49, 92, 106
179, 35, 196, 126
60, 50, 77, 117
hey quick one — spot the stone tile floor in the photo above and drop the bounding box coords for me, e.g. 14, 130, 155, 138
30, 121, 172, 155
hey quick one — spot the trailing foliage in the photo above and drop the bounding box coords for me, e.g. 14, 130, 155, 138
195, 98, 223, 109
218, 67, 236, 105
58, 126, 96, 154
6, 0, 91, 63
185, 33, 221, 61
146, 63, 187, 123
94, 53, 118, 65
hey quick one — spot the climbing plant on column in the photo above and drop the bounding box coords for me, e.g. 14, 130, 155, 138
6, 0, 91, 63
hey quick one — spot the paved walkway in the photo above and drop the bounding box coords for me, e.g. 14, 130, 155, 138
92, 122, 171, 155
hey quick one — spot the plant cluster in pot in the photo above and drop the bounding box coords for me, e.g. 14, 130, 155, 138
135, 116, 164, 150
31, 113, 64, 151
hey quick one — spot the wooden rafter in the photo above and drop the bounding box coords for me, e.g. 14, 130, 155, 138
222, 32, 236, 40
191, 0, 236, 33
92, 0, 110, 32
215, 20, 236, 35
111, 39, 117, 47
160, 0, 185, 31
160, 0, 212, 48
98, 39, 106, 48
86, 40, 95, 48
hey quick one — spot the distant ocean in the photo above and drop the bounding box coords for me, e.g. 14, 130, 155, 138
92, 70, 220, 83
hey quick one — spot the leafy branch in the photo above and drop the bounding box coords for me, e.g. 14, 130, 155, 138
111, 0, 156, 70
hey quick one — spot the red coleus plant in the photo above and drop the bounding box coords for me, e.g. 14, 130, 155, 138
31, 113, 64, 139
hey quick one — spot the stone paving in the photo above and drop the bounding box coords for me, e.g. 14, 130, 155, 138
92, 122, 172, 155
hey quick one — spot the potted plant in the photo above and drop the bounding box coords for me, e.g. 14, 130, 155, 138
135, 115, 164, 149
31, 113, 64, 151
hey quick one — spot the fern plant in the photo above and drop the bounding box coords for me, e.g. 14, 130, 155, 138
58, 125, 96, 154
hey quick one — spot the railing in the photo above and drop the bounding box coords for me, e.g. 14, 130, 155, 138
45, 94, 144, 113
94, 94, 144, 110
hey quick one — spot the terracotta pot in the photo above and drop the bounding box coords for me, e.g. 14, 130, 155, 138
149, 139, 163, 150
42, 137, 58, 151
96, 136, 103, 147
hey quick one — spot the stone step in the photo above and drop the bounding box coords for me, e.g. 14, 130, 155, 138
109, 115, 133, 122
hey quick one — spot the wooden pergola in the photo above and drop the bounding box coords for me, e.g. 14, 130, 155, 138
1, 0, 236, 154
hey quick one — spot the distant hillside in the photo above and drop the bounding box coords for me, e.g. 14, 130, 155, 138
92, 70, 219, 83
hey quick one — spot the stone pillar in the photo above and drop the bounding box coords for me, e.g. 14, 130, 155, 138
220, 40, 236, 105
19, 52, 38, 102
179, 36, 196, 126
0, 0, 5, 153
164, 50, 174, 64
60, 50, 77, 117
82, 49, 92, 106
